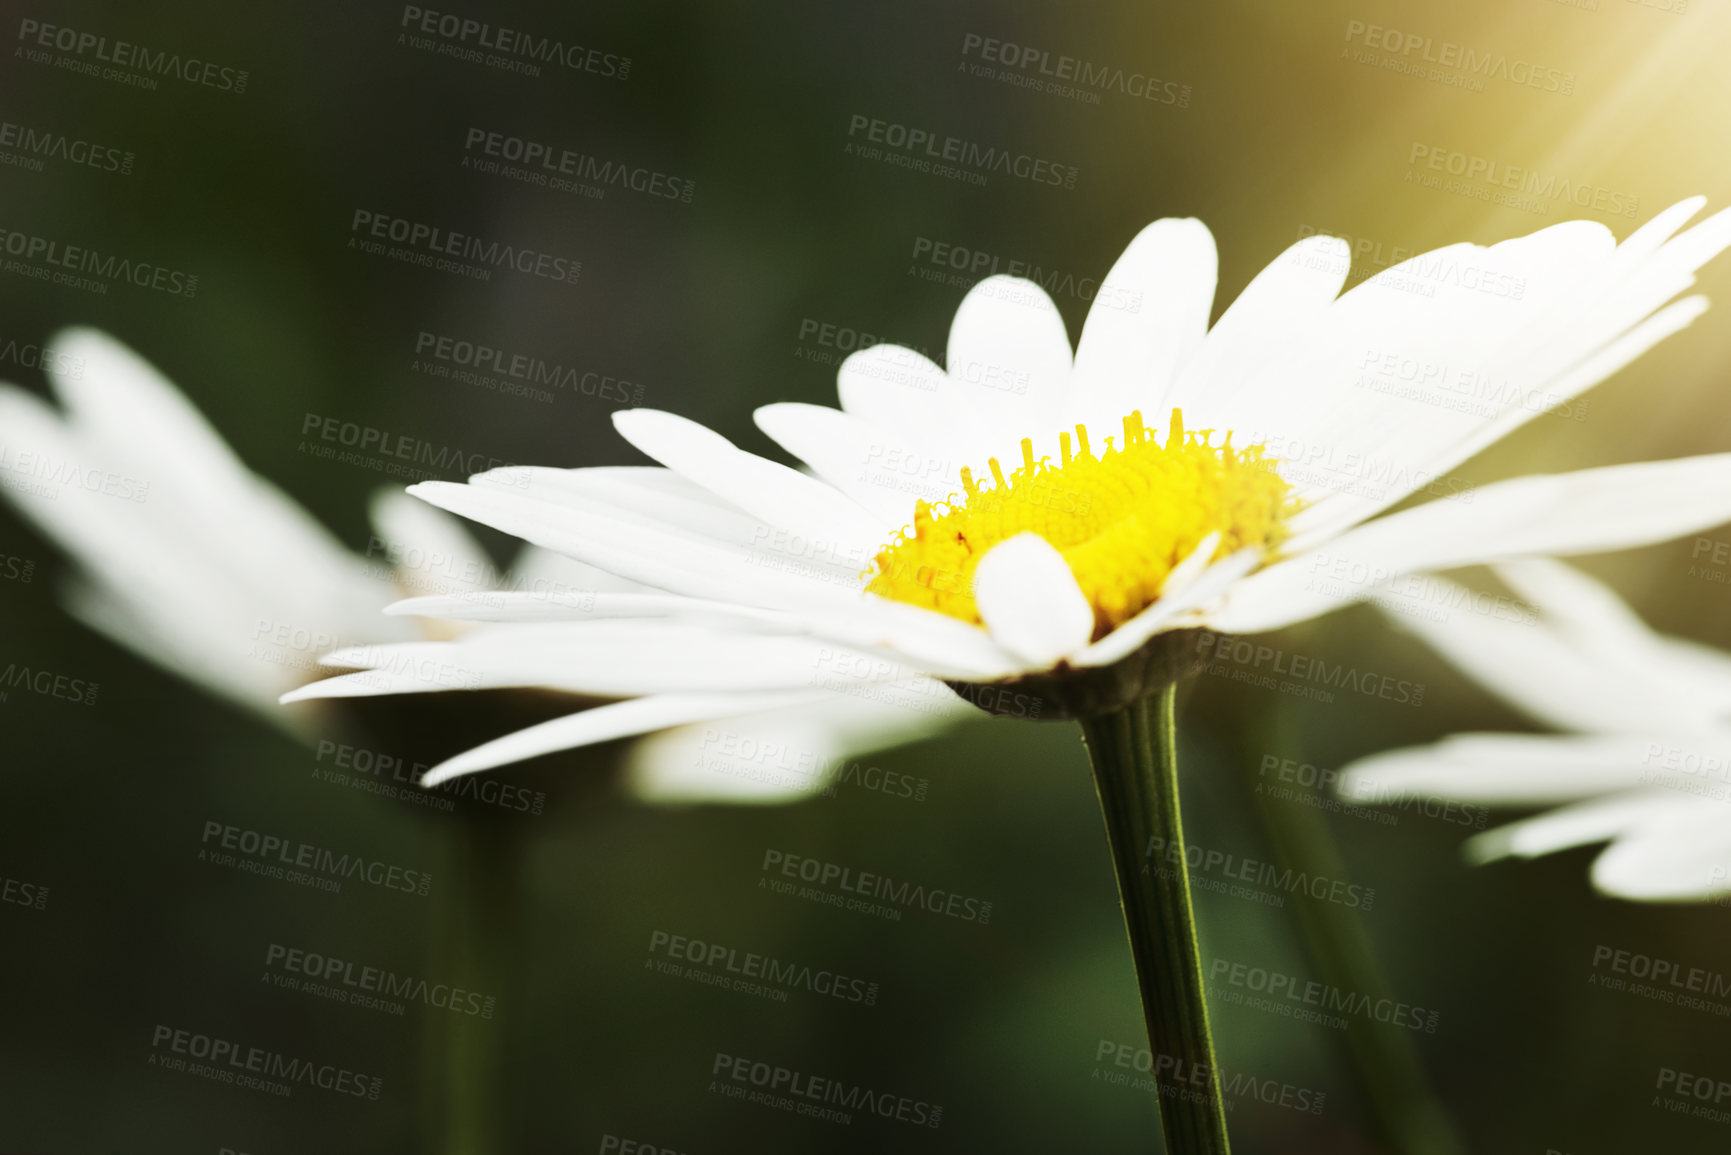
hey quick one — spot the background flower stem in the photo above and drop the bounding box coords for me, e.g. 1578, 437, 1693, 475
425, 816, 519, 1155
1081, 682, 1232, 1154
1240, 705, 1465, 1155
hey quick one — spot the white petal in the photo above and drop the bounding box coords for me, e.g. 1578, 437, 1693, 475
45, 328, 252, 494
405, 480, 860, 612
1213, 453, 1731, 634
1362, 574, 1714, 734
35, 332, 392, 623
1169, 234, 1351, 429
623, 688, 974, 805
383, 589, 768, 624
611, 408, 883, 553
1491, 558, 1652, 648
1337, 733, 1697, 805
472, 465, 767, 547
421, 692, 829, 785
1268, 201, 1731, 542
1590, 816, 1731, 901
1491, 559, 1731, 720
1073, 545, 1261, 669
369, 488, 496, 596
298, 622, 918, 698
1465, 791, 1682, 862
945, 274, 1073, 444
793, 597, 1022, 681
62, 576, 305, 722
0, 371, 406, 706
1156, 531, 1222, 600
1286, 294, 1711, 546
1267, 222, 1617, 522
1070, 218, 1217, 429
503, 543, 651, 597
754, 402, 924, 524
971, 533, 1093, 667
834, 343, 960, 455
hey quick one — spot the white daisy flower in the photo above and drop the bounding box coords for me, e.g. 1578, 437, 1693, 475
274, 202, 1731, 1150
1337, 558, 1731, 902
287, 199, 1731, 782
0, 329, 932, 802
0, 328, 419, 719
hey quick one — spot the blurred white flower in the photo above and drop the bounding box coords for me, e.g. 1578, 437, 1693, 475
1338, 559, 1731, 901
0, 329, 953, 803
287, 201, 1731, 783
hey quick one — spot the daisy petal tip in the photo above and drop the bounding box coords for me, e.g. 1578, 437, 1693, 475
316, 645, 377, 668
1129, 215, 1217, 255
973, 533, 1093, 668
417, 761, 471, 789
1306, 232, 1350, 258
1463, 829, 1515, 865
405, 480, 454, 502
470, 464, 529, 486
609, 406, 668, 436
44, 325, 119, 370
1160, 531, 1223, 599
1333, 772, 1374, 804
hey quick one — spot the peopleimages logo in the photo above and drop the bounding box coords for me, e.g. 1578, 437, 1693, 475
16, 18, 250, 93
1407, 143, 1639, 219
199, 819, 433, 896
1342, 20, 1575, 95
413, 331, 642, 405
1591, 944, 1731, 1005
647, 929, 881, 1005
1654, 1065, 1731, 1126
1146, 834, 1376, 910
0, 120, 133, 174
348, 210, 581, 284
711, 1052, 943, 1129
264, 942, 497, 1018
759, 849, 993, 924
1194, 633, 1426, 708
1, 872, 49, 911
1264, 755, 1489, 830
845, 113, 1079, 189
312, 738, 547, 816
1092, 1040, 1327, 1115
0, 660, 100, 706
908, 236, 1143, 313
959, 33, 1191, 107
399, 6, 630, 79
0, 438, 149, 503
298, 411, 525, 486
0, 226, 199, 297
0, 335, 84, 378
462, 128, 694, 203
1209, 957, 1440, 1033
148, 1024, 382, 1099
692, 725, 931, 803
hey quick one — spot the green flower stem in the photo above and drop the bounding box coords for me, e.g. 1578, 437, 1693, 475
1080, 682, 1231, 1155
425, 818, 518, 1155
1243, 711, 1464, 1155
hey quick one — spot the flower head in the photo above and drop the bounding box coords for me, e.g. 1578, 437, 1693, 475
0, 330, 915, 803
287, 201, 1731, 777
867, 408, 1297, 637
1337, 559, 1731, 902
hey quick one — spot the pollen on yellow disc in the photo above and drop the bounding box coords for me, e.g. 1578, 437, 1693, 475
865, 409, 1298, 639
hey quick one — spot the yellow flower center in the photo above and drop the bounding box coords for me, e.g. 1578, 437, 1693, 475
865, 409, 1297, 639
